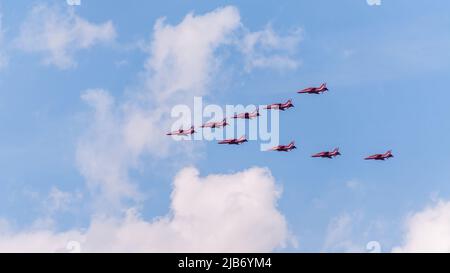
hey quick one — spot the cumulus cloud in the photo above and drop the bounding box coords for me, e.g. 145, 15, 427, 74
239, 25, 301, 71
147, 6, 241, 104
393, 200, 450, 253
0, 167, 291, 253
75, 6, 302, 208
5, 5, 302, 252
76, 7, 242, 206
15, 4, 116, 69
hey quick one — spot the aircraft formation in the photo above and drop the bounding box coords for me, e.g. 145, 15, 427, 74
166, 83, 394, 161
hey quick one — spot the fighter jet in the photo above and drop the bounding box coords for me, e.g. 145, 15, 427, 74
232, 108, 260, 120
265, 99, 294, 111
297, 83, 329, 94
201, 118, 229, 129
267, 141, 297, 152
365, 150, 394, 161
166, 126, 196, 136
312, 148, 341, 159
218, 136, 248, 145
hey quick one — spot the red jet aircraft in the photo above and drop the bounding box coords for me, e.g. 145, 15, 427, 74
232, 108, 260, 120
201, 118, 229, 129
166, 126, 196, 136
364, 150, 394, 161
218, 136, 248, 145
312, 148, 341, 159
298, 83, 329, 94
268, 141, 297, 152
265, 99, 294, 111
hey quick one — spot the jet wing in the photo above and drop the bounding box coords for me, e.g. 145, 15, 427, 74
233, 113, 246, 119
312, 152, 327, 157
218, 139, 236, 144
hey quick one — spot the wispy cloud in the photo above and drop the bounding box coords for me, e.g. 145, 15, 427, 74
15, 4, 116, 69
323, 212, 365, 253
77, 89, 146, 207
0, 13, 8, 69
366, 0, 382, 6
76, 6, 242, 208
239, 25, 301, 72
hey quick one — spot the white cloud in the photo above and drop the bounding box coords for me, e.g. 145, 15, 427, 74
393, 200, 450, 253
367, 0, 382, 6
77, 89, 142, 207
147, 6, 241, 104
75, 7, 303, 209
0, 167, 292, 253
67, 0, 81, 6
120, 5, 242, 157
323, 213, 364, 253
76, 6, 243, 207
239, 25, 301, 71
16, 4, 116, 69
3, 5, 301, 252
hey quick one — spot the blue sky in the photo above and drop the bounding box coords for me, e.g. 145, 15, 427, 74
0, 0, 450, 252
